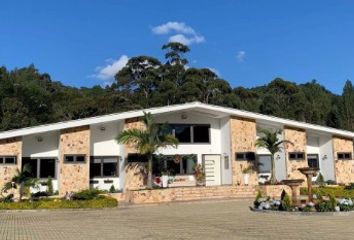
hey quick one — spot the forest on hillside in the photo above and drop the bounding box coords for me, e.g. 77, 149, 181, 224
0, 42, 353, 132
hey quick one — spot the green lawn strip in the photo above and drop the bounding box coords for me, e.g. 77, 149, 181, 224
0, 197, 117, 210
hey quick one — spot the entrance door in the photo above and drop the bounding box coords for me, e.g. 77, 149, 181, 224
307, 154, 319, 169
203, 155, 221, 186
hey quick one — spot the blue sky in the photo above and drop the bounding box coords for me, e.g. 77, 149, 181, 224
1, 1, 354, 94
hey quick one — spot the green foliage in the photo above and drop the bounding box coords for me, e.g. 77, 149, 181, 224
254, 191, 262, 208
315, 173, 325, 187
280, 190, 292, 211
0, 43, 353, 132
109, 185, 116, 193
116, 112, 178, 189
72, 189, 103, 200
0, 197, 117, 210
301, 186, 354, 199
47, 177, 54, 196
315, 201, 333, 212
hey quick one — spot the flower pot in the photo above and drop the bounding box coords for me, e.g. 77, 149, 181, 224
161, 175, 169, 188
243, 173, 250, 185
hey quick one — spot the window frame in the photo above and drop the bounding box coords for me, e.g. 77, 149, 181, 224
89, 156, 120, 178
307, 154, 319, 169
64, 154, 86, 164
288, 152, 305, 160
0, 155, 17, 165
21, 157, 57, 179
337, 152, 352, 160
235, 152, 256, 161
166, 124, 211, 144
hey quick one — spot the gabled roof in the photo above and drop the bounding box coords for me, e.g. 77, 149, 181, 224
0, 101, 353, 139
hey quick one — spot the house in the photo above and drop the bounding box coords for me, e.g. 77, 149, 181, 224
0, 101, 353, 197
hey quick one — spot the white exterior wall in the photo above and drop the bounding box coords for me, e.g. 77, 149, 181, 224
154, 112, 222, 164
307, 136, 320, 155
90, 177, 120, 191
22, 131, 59, 158
220, 117, 232, 185
319, 135, 335, 181
90, 121, 123, 156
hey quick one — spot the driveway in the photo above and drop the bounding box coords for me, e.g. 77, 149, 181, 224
1, 200, 354, 240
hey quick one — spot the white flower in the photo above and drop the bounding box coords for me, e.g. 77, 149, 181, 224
348, 199, 353, 206
307, 202, 315, 207
335, 206, 340, 212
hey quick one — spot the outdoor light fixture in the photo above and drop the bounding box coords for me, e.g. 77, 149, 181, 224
100, 126, 106, 131
322, 155, 328, 160
36, 136, 43, 142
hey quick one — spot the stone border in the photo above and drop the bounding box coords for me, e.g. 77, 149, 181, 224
250, 207, 353, 216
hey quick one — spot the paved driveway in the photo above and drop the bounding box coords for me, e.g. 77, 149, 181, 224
1, 200, 354, 240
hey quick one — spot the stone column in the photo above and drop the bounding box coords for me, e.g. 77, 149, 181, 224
333, 136, 354, 184
229, 117, 258, 186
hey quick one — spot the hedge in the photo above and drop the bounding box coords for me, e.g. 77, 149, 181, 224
300, 186, 354, 199
0, 197, 118, 210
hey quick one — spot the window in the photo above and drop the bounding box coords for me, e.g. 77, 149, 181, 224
338, 152, 352, 160
235, 152, 255, 161
258, 155, 271, 173
153, 155, 197, 175
127, 154, 148, 163
39, 159, 56, 178
0, 156, 17, 165
167, 124, 210, 143
307, 154, 319, 168
90, 157, 119, 178
22, 158, 56, 179
193, 125, 210, 143
289, 152, 305, 160
64, 155, 86, 163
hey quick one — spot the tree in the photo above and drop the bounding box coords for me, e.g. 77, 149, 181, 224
116, 112, 178, 189
339, 80, 354, 130
255, 129, 292, 184
1, 164, 37, 201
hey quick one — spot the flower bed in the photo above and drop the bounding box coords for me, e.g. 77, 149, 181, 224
0, 197, 117, 210
300, 186, 354, 199
252, 190, 354, 213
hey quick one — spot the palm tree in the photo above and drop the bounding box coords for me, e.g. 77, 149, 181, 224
116, 112, 178, 189
256, 128, 292, 184
1, 164, 37, 201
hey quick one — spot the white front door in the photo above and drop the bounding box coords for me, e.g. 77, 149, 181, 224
203, 155, 221, 186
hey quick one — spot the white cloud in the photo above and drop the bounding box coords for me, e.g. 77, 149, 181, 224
93, 55, 129, 82
236, 51, 246, 62
152, 21, 205, 45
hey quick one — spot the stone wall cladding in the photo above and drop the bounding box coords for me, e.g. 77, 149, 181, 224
59, 126, 90, 195
230, 117, 258, 186
283, 127, 308, 183
127, 186, 256, 204
333, 136, 354, 184
0, 137, 22, 189
257, 185, 292, 199
123, 118, 147, 190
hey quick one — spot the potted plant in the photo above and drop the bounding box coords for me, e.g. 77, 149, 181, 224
242, 166, 254, 186
194, 164, 205, 186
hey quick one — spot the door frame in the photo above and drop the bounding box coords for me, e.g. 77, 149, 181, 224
307, 154, 320, 169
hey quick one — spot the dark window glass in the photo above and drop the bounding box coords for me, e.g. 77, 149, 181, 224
65, 156, 74, 162
174, 125, 191, 143
338, 152, 352, 160
103, 159, 118, 177
90, 159, 101, 178
289, 152, 305, 160
76, 156, 85, 162
4, 157, 16, 164
307, 155, 319, 169
181, 157, 197, 174
40, 159, 55, 178
22, 158, 37, 178
258, 155, 271, 173
0, 158, 3, 164
193, 125, 210, 143
166, 160, 180, 175
236, 152, 255, 161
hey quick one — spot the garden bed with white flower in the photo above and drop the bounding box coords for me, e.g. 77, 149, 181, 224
251, 190, 354, 213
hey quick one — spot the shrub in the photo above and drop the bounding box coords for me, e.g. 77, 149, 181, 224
280, 190, 292, 211
0, 197, 117, 210
47, 177, 54, 195
253, 191, 262, 208
0, 194, 14, 203
301, 186, 354, 199
109, 185, 116, 193
315, 173, 325, 187
72, 189, 102, 200
315, 201, 332, 212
